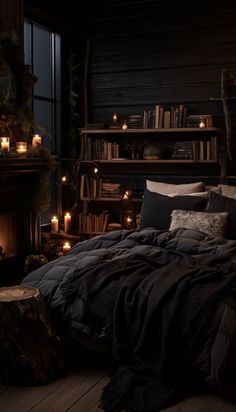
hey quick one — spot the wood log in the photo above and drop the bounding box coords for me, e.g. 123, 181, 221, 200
0, 285, 65, 385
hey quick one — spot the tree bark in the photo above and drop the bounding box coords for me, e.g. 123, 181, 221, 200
0, 285, 65, 385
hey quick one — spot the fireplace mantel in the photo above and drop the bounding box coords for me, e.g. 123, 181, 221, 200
0, 158, 51, 285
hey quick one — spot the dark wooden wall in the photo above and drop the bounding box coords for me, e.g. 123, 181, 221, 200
84, 0, 236, 159
0, 0, 23, 41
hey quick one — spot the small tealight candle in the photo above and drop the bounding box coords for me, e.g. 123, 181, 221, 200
112, 113, 118, 123
32, 134, 42, 149
64, 212, 72, 233
199, 119, 205, 128
51, 216, 59, 232
63, 241, 71, 253
1, 137, 10, 153
16, 141, 27, 157
122, 121, 128, 130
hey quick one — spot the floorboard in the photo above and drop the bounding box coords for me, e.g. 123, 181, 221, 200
0, 347, 236, 412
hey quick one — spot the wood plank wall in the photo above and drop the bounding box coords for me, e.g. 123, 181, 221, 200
85, 0, 236, 159
0, 0, 23, 42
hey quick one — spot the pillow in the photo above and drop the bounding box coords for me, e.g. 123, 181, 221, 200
169, 209, 229, 238
208, 191, 236, 239
139, 189, 207, 230
146, 180, 203, 195
167, 191, 208, 198
218, 184, 236, 199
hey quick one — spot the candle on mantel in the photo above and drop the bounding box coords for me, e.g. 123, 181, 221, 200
1, 137, 10, 153
63, 241, 71, 253
122, 121, 128, 130
16, 141, 27, 157
51, 216, 59, 232
64, 212, 71, 233
32, 134, 42, 149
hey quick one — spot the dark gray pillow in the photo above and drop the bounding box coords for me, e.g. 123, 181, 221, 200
208, 191, 236, 239
139, 189, 207, 230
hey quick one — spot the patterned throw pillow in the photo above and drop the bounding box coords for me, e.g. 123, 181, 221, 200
169, 209, 229, 238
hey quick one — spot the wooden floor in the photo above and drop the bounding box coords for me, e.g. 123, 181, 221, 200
0, 347, 236, 412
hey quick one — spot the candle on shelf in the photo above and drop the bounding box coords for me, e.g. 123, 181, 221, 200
16, 141, 27, 157
126, 215, 132, 228
1, 137, 10, 153
199, 118, 205, 128
122, 121, 128, 130
112, 113, 118, 123
51, 216, 59, 232
32, 134, 42, 149
64, 212, 71, 233
63, 241, 71, 254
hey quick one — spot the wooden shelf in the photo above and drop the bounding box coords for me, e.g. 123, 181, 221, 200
80, 127, 219, 134
81, 197, 142, 202
80, 159, 218, 164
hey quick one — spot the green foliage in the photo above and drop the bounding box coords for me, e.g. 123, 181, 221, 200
0, 32, 40, 137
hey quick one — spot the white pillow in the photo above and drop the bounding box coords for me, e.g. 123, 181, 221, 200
169, 209, 229, 238
218, 184, 236, 199
146, 180, 204, 195
167, 191, 208, 198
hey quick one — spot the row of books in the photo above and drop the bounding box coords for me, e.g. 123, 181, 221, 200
80, 174, 122, 199
143, 106, 213, 129
81, 135, 120, 160
171, 137, 217, 160
76, 212, 109, 233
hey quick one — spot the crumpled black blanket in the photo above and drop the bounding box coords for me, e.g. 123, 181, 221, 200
22, 228, 236, 411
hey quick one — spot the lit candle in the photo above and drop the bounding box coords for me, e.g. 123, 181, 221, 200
16, 141, 27, 157
126, 215, 132, 228
199, 118, 205, 128
32, 134, 42, 149
112, 113, 118, 123
61, 176, 67, 183
64, 212, 71, 233
1, 137, 10, 153
63, 241, 71, 253
51, 216, 59, 232
122, 122, 128, 130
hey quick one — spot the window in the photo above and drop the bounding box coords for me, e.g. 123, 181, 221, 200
24, 20, 61, 224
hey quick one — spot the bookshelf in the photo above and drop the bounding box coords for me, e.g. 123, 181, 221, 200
75, 126, 221, 235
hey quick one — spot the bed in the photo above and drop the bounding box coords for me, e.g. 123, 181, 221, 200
22, 180, 236, 412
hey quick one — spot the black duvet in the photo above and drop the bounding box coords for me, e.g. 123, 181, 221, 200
22, 228, 236, 411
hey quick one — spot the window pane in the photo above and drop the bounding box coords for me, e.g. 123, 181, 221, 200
24, 21, 31, 67
33, 99, 54, 152
33, 25, 52, 99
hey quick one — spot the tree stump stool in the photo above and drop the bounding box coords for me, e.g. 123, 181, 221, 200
0, 285, 65, 385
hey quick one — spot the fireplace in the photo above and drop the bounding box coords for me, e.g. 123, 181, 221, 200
0, 158, 48, 285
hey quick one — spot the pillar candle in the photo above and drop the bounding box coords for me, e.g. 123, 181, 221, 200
32, 134, 42, 149
1, 137, 10, 153
64, 212, 71, 233
63, 241, 71, 253
51, 216, 59, 232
